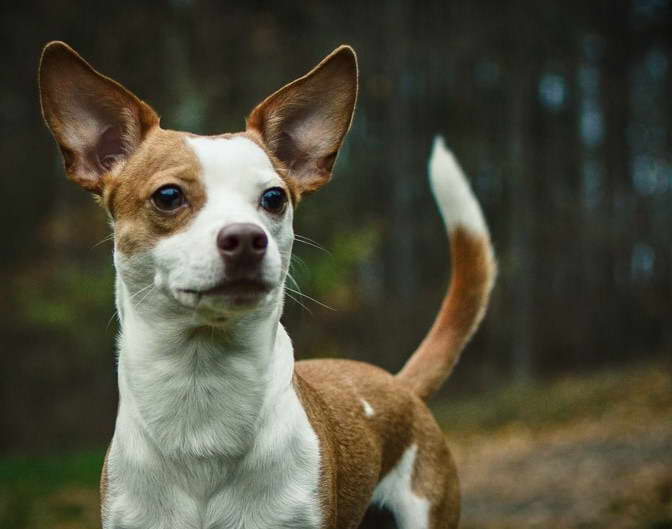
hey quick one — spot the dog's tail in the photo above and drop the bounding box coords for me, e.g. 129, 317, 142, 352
396, 137, 496, 400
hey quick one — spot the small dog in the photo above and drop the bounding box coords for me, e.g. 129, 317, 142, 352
39, 41, 495, 529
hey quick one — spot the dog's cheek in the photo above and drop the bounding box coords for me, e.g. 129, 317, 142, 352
150, 234, 186, 291
113, 220, 167, 288
114, 218, 160, 257
113, 246, 156, 299
150, 227, 216, 291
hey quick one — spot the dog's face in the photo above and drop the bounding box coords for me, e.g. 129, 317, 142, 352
38, 42, 357, 326
108, 130, 296, 324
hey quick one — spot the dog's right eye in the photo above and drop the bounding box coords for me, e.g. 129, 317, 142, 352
152, 185, 185, 211
260, 187, 288, 215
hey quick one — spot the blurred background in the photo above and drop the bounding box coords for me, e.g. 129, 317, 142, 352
1, 0, 671, 528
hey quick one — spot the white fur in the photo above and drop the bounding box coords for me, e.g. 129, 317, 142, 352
429, 136, 487, 235
361, 399, 375, 417
105, 136, 322, 529
371, 444, 431, 529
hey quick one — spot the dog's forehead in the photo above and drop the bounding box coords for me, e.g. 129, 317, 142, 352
107, 129, 292, 256
186, 135, 280, 192
105, 130, 285, 214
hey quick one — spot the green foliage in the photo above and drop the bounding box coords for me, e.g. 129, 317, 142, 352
0, 450, 102, 490
0, 450, 103, 529
293, 222, 380, 309
14, 263, 114, 336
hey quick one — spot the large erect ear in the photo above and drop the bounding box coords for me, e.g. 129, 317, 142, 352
38, 41, 159, 194
246, 45, 358, 195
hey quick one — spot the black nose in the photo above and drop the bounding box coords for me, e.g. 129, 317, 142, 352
217, 223, 268, 267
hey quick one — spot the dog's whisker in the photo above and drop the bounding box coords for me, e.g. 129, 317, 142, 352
290, 254, 307, 268
128, 283, 154, 303
284, 290, 312, 314
133, 285, 156, 309
294, 233, 328, 249
284, 286, 335, 311
293, 236, 330, 253
106, 310, 120, 331
92, 233, 115, 249
288, 256, 309, 280
294, 233, 324, 247
285, 271, 302, 293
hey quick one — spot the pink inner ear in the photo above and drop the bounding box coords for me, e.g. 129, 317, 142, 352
246, 47, 357, 195
275, 130, 305, 170
97, 126, 124, 171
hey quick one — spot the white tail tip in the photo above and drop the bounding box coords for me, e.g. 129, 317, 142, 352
429, 135, 488, 235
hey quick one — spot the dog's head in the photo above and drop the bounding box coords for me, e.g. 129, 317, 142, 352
38, 42, 357, 326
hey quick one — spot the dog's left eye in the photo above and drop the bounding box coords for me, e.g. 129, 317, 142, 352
152, 185, 185, 212
260, 187, 288, 214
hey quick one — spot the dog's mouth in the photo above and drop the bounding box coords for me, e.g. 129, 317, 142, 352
168, 278, 275, 324
181, 278, 273, 299
169, 274, 280, 317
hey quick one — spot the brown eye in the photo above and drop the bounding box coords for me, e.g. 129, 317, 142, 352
152, 185, 185, 211
260, 187, 287, 214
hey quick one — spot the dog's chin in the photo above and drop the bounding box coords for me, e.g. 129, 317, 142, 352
172, 279, 277, 323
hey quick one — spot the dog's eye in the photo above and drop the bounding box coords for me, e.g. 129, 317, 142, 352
152, 185, 185, 212
260, 187, 288, 214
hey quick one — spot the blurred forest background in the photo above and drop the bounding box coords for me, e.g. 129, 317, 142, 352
1, 0, 671, 528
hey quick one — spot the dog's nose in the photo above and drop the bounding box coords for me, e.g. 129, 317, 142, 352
217, 223, 268, 265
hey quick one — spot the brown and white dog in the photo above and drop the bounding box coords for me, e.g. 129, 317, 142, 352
38, 41, 495, 529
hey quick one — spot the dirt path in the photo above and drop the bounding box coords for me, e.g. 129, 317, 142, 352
448, 367, 672, 529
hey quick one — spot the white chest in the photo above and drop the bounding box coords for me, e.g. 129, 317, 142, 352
103, 403, 322, 529
105, 318, 323, 529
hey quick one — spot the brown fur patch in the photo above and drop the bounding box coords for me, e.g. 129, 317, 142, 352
410, 405, 461, 528
102, 128, 205, 255
295, 359, 460, 528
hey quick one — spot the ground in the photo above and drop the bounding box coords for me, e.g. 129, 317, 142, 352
438, 360, 672, 529
1, 359, 671, 529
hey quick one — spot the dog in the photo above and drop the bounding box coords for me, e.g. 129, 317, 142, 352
38, 41, 495, 529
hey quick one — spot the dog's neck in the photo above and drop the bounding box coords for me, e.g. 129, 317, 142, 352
114, 277, 295, 459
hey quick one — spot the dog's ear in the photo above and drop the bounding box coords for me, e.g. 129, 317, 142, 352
38, 41, 159, 194
246, 46, 358, 195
